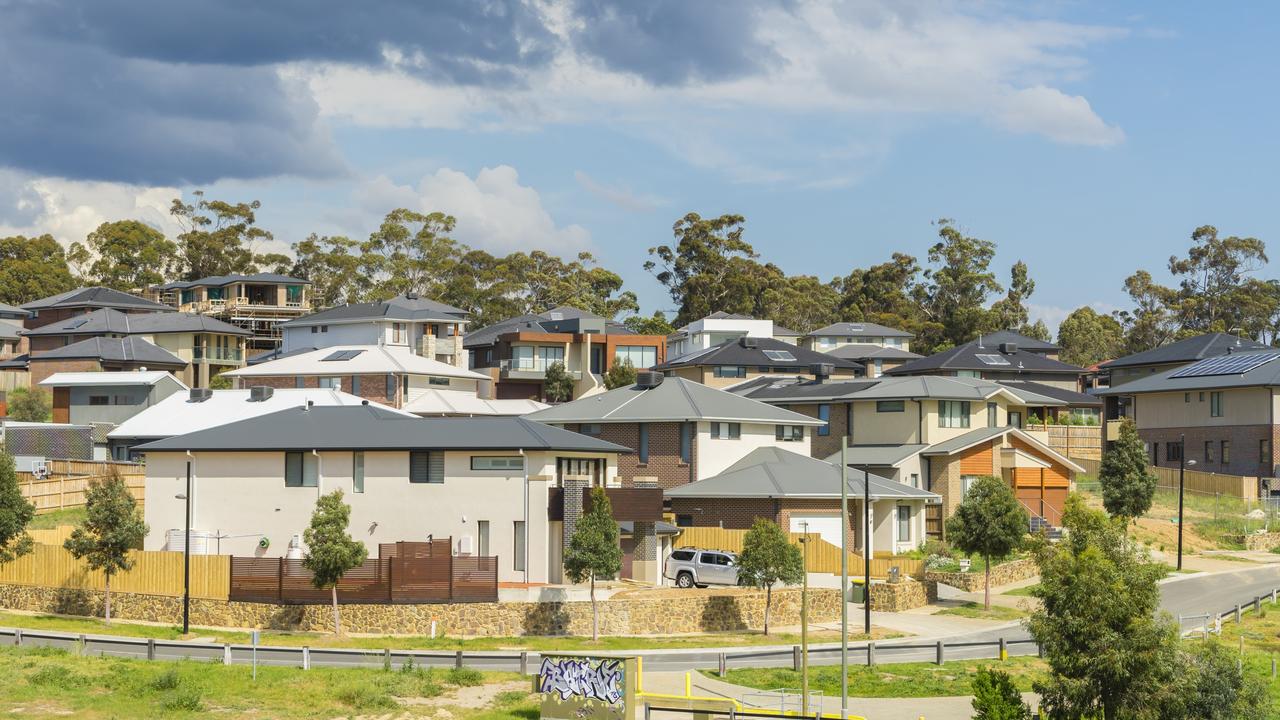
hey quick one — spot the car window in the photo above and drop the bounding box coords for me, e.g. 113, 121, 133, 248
697, 552, 717, 565
671, 550, 694, 561
704, 553, 729, 566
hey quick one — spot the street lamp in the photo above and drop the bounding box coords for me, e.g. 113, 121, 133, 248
862, 464, 871, 636
1177, 435, 1196, 572
798, 521, 810, 716
176, 459, 191, 635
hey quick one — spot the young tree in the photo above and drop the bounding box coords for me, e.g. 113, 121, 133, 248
0, 451, 35, 564
543, 362, 575, 403
736, 518, 804, 635
63, 472, 147, 623
302, 490, 368, 636
1099, 419, 1159, 526
68, 220, 178, 290
6, 387, 51, 422
563, 487, 622, 640
604, 358, 638, 389
944, 476, 1027, 610
971, 667, 1032, 720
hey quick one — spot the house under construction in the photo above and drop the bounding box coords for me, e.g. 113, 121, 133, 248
142, 274, 311, 353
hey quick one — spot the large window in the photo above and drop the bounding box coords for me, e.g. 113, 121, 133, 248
1166, 442, 1183, 462
286, 285, 303, 305
776, 425, 805, 442
318, 377, 342, 390
615, 345, 657, 370
896, 505, 911, 542
1221, 440, 1231, 464
285, 452, 318, 487
1210, 391, 1224, 417
876, 400, 905, 413
709, 422, 740, 439
987, 402, 998, 428
938, 401, 971, 429
410, 451, 443, 483
352, 452, 364, 493
961, 475, 979, 496
818, 404, 831, 436
513, 345, 565, 371
471, 456, 524, 471
1205, 441, 1214, 464
713, 366, 747, 378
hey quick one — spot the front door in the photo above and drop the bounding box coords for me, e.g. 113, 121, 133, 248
590, 345, 604, 375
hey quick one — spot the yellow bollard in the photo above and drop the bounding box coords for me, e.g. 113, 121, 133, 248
1000, 648, 1008, 661
685, 671, 692, 698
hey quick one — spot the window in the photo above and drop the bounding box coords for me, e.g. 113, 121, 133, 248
295, 377, 305, 389
987, 402, 998, 428
877, 400, 905, 413
471, 456, 524, 471
1263, 439, 1272, 465
285, 452, 318, 487
410, 451, 443, 483
700, 552, 732, 566
1221, 440, 1231, 464
1205, 441, 1214, 464
318, 377, 342, 389
670, 549, 695, 561
1008, 411, 1023, 429
818, 404, 831, 436
680, 422, 692, 464
961, 475, 979, 496
896, 505, 910, 542
392, 322, 404, 343
776, 425, 805, 442
351, 376, 360, 395
286, 285, 303, 304
386, 374, 396, 400
615, 345, 658, 369
909, 473, 920, 489
1166, 442, 1183, 462
88, 396, 109, 406
311, 326, 318, 334
710, 422, 740, 439
713, 366, 747, 378
872, 359, 883, 377
513, 521, 526, 572
428, 376, 450, 386
1199, 392, 1205, 402
939, 400, 971, 429
846, 403, 853, 437
1184, 392, 1191, 402
477, 521, 489, 556
352, 452, 364, 493
1210, 392, 1223, 417
638, 423, 649, 464
674, 517, 694, 530
580, 423, 602, 435
956, 370, 982, 378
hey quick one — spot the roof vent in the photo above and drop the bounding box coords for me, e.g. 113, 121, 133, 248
999, 342, 1018, 354
405, 291, 419, 300
361, 400, 369, 405
739, 336, 758, 349
248, 386, 274, 402
810, 362, 833, 381
636, 371, 665, 389
188, 388, 213, 403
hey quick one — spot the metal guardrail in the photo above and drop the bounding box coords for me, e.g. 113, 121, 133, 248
1180, 586, 1280, 637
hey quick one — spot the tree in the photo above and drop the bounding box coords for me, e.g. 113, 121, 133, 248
944, 476, 1027, 610
563, 487, 622, 640
736, 518, 804, 635
543, 362, 575, 403
604, 358, 637, 389
1099, 419, 1158, 526
913, 219, 1003, 353
1115, 269, 1178, 355
208, 374, 233, 390
63, 472, 147, 623
971, 667, 1032, 720
291, 233, 370, 308
833, 253, 939, 343
170, 190, 274, 279
989, 260, 1037, 335
1057, 306, 1124, 367
68, 220, 178, 290
757, 274, 840, 334
6, 387, 51, 422
301, 490, 368, 636
362, 208, 462, 299
0, 235, 78, 305
1167, 225, 1271, 334
646, 212, 765, 326
623, 311, 676, 336
0, 451, 35, 564
1167, 639, 1271, 719
1028, 495, 1178, 720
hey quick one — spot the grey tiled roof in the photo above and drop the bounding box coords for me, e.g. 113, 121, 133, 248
1095, 347, 1280, 395
30, 336, 185, 366
807, 322, 914, 339
22, 287, 172, 312
823, 444, 930, 467
996, 380, 1101, 406
887, 340, 1083, 375
824, 344, 922, 361
154, 273, 311, 290
284, 293, 468, 327
1098, 332, 1269, 370
526, 376, 825, 425
731, 374, 1067, 406
972, 330, 1059, 352
22, 308, 250, 337
664, 447, 939, 501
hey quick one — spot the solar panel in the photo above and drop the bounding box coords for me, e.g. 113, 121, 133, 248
1169, 351, 1280, 378
975, 354, 1011, 366
321, 349, 366, 362
763, 350, 796, 362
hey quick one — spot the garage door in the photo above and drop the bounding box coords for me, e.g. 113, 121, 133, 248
790, 514, 844, 549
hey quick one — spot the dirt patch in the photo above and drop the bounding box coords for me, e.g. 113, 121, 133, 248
400, 680, 531, 710
1129, 515, 1218, 553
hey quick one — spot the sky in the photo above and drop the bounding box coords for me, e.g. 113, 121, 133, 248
1, 1, 1276, 333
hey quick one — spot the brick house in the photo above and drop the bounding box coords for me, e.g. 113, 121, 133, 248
886, 335, 1086, 391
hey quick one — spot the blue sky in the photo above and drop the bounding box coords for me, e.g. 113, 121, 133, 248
0, 1, 1275, 331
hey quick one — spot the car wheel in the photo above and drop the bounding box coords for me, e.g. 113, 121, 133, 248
676, 572, 694, 588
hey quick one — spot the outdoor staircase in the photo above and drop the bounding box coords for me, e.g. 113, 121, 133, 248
1030, 515, 1063, 541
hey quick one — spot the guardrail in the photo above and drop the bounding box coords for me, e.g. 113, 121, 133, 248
1180, 586, 1280, 637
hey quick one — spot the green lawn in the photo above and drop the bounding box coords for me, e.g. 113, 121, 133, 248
722, 656, 1048, 698
934, 602, 1028, 621
0, 644, 534, 719
1002, 584, 1040, 597
1211, 598, 1280, 717
0, 610, 898, 651
27, 508, 84, 530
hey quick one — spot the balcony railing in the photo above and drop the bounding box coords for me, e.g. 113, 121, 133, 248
194, 347, 243, 363
499, 358, 580, 379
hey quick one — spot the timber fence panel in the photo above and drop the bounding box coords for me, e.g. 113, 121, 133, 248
0, 544, 229, 600
672, 526, 923, 578
1073, 457, 1256, 499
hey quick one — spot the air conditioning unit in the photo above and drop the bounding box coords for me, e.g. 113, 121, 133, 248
809, 362, 833, 379
249, 386, 274, 402
457, 535, 474, 556
739, 337, 759, 349
999, 342, 1018, 354
189, 388, 213, 402
636, 371, 665, 389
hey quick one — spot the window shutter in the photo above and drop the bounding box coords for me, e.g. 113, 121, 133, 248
410, 451, 429, 483
428, 452, 444, 483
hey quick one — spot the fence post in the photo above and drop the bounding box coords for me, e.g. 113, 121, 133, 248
384, 648, 392, 669
1273, 588, 1278, 605
1256, 597, 1262, 614
1237, 604, 1242, 624
13, 628, 20, 646
867, 642, 875, 667
223, 644, 231, 665
77, 634, 85, 656
147, 638, 155, 660
520, 651, 528, 675
718, 652, 726, 677
999, 637, 1007, 661
455, 650, 464, 669
936, 640, 944, 665
792, 645, 801, 672
302, 646, 310, 670
277, 557, 285, 604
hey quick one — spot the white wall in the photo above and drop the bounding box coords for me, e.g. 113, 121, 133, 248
283, 323, 380, 352
694, 421, 811, 479
871, 499, 926, 555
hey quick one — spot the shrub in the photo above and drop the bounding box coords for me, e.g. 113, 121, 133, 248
335, 684, 397, 710
971, 667, 1032, 720
150, 667, 181, 691
447, 667, 483, 687
159, 688, 203, 712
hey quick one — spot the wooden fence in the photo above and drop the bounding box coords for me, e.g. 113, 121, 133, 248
0, 543, 229, 600
17, 460, 145, 513
1025, 425, 1103, 461
1073, 457, 1258, 499
673, 526, 924, 578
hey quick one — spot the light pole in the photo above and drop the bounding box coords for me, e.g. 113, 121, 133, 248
799, 521, 810, 716
862, 463, 871, 636
1177, 435, 1196, 572
177, 460, 192, 635
839, 438, 849, 719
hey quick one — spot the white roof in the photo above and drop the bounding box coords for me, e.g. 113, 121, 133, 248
402, 389, 550, 417
38, 371, 188, 389
222, 345, 487, 381
107, 388, 412, 440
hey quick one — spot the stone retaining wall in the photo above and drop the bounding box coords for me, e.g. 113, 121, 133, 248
868, 580, 936, 612
1233, 532, 1280, 551
0, 583, 841, 637
924, 558, 1038, 593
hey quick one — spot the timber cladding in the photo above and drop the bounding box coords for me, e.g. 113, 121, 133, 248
957, 440, 997, 476
548, 487, 665, 521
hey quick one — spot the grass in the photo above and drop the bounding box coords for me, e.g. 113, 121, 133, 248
0, 644, 532, 719
934, 602, 1028, 621
0, 609, 898, 651
722, 656, 1048, 698
27, 508, 84, 530
1208, 597, 1280, 717
1003, 584, 1040, 597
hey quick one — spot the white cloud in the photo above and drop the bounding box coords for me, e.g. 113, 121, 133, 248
0, 170, 179, 246
573, 171, 665, 212
356, 165, 591, 254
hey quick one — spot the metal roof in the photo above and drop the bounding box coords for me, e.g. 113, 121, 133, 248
919, 427, 1086, 473
972, 330, 1059, 352
887, 339, 1084, 376
525, 376, 825, 425
823, 344, 923, 361
463, 306, 642, 348
401, 389, 550, 417
0, 303, 29, 317
995, 380, 1102, 406
1095, 347, 1280, 395
29, 336, 185, 366
658, 336, 863, 370
822, 444, 930, 468
664, 447, 939, 501
21, 287, 173, 312
21, 308, 251, 337
224, 344, 487, 381
807, 322, 914, 339
39, 371, 187, 389
282, 293, 468, 327
731, 374, 1067, 406
1098, 332, 1269, 370
133, 406, 632, 453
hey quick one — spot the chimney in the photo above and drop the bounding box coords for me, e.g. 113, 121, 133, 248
999, 342, 1018, 354
188, 388, 213, 402
636, 371, 665, 389
248, 386, 274, 402
809, 362, 833, 382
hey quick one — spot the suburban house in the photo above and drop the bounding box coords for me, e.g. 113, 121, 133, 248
973, 330, 1062, 360
525, 373, 825, 489
729, 374, 1085, 530
656, 337, 863, 389
107, 386, 405, 461
886, 336, 1085, 391
0, 303, 26, 358
26, 336, 188, 386
144, 274, 312, 352
39, 371, 187, 431
21, 287, 172, 330
666, 447, 939, 557
466, 307, 667, 401
665, 311, 801, 358
263, 292, 470, 369
134, 405, 653, 584
801, 321, 914, 353
20, 308, 250, 387
1096, 348, 1280, 479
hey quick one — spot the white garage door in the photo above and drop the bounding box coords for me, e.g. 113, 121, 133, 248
789, 514, 844, 549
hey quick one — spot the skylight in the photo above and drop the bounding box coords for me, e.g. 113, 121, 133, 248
975, 354, 1011, 366
763, 349, 796, 362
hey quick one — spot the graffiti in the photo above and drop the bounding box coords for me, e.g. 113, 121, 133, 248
539, 657, 625, 705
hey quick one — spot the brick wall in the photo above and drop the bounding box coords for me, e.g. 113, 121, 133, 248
568, 422, 696, 489
788, 401, 849, 458
28, 359, 102, 386
236, 374, 400, 407
1140, 424, 1273, 478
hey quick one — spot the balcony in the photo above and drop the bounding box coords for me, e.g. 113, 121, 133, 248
499, 358, 581, 381
548, 486, 665, 522
194, 347, 244, 364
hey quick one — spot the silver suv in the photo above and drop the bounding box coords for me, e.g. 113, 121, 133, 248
665, 548, 740, 588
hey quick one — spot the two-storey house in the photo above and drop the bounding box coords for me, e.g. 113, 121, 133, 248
657, 336, 863, 389
665, 311, 801, 359
38, 371, 187, 432
145, 274, 312, 351
887, 336, 1086, 392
